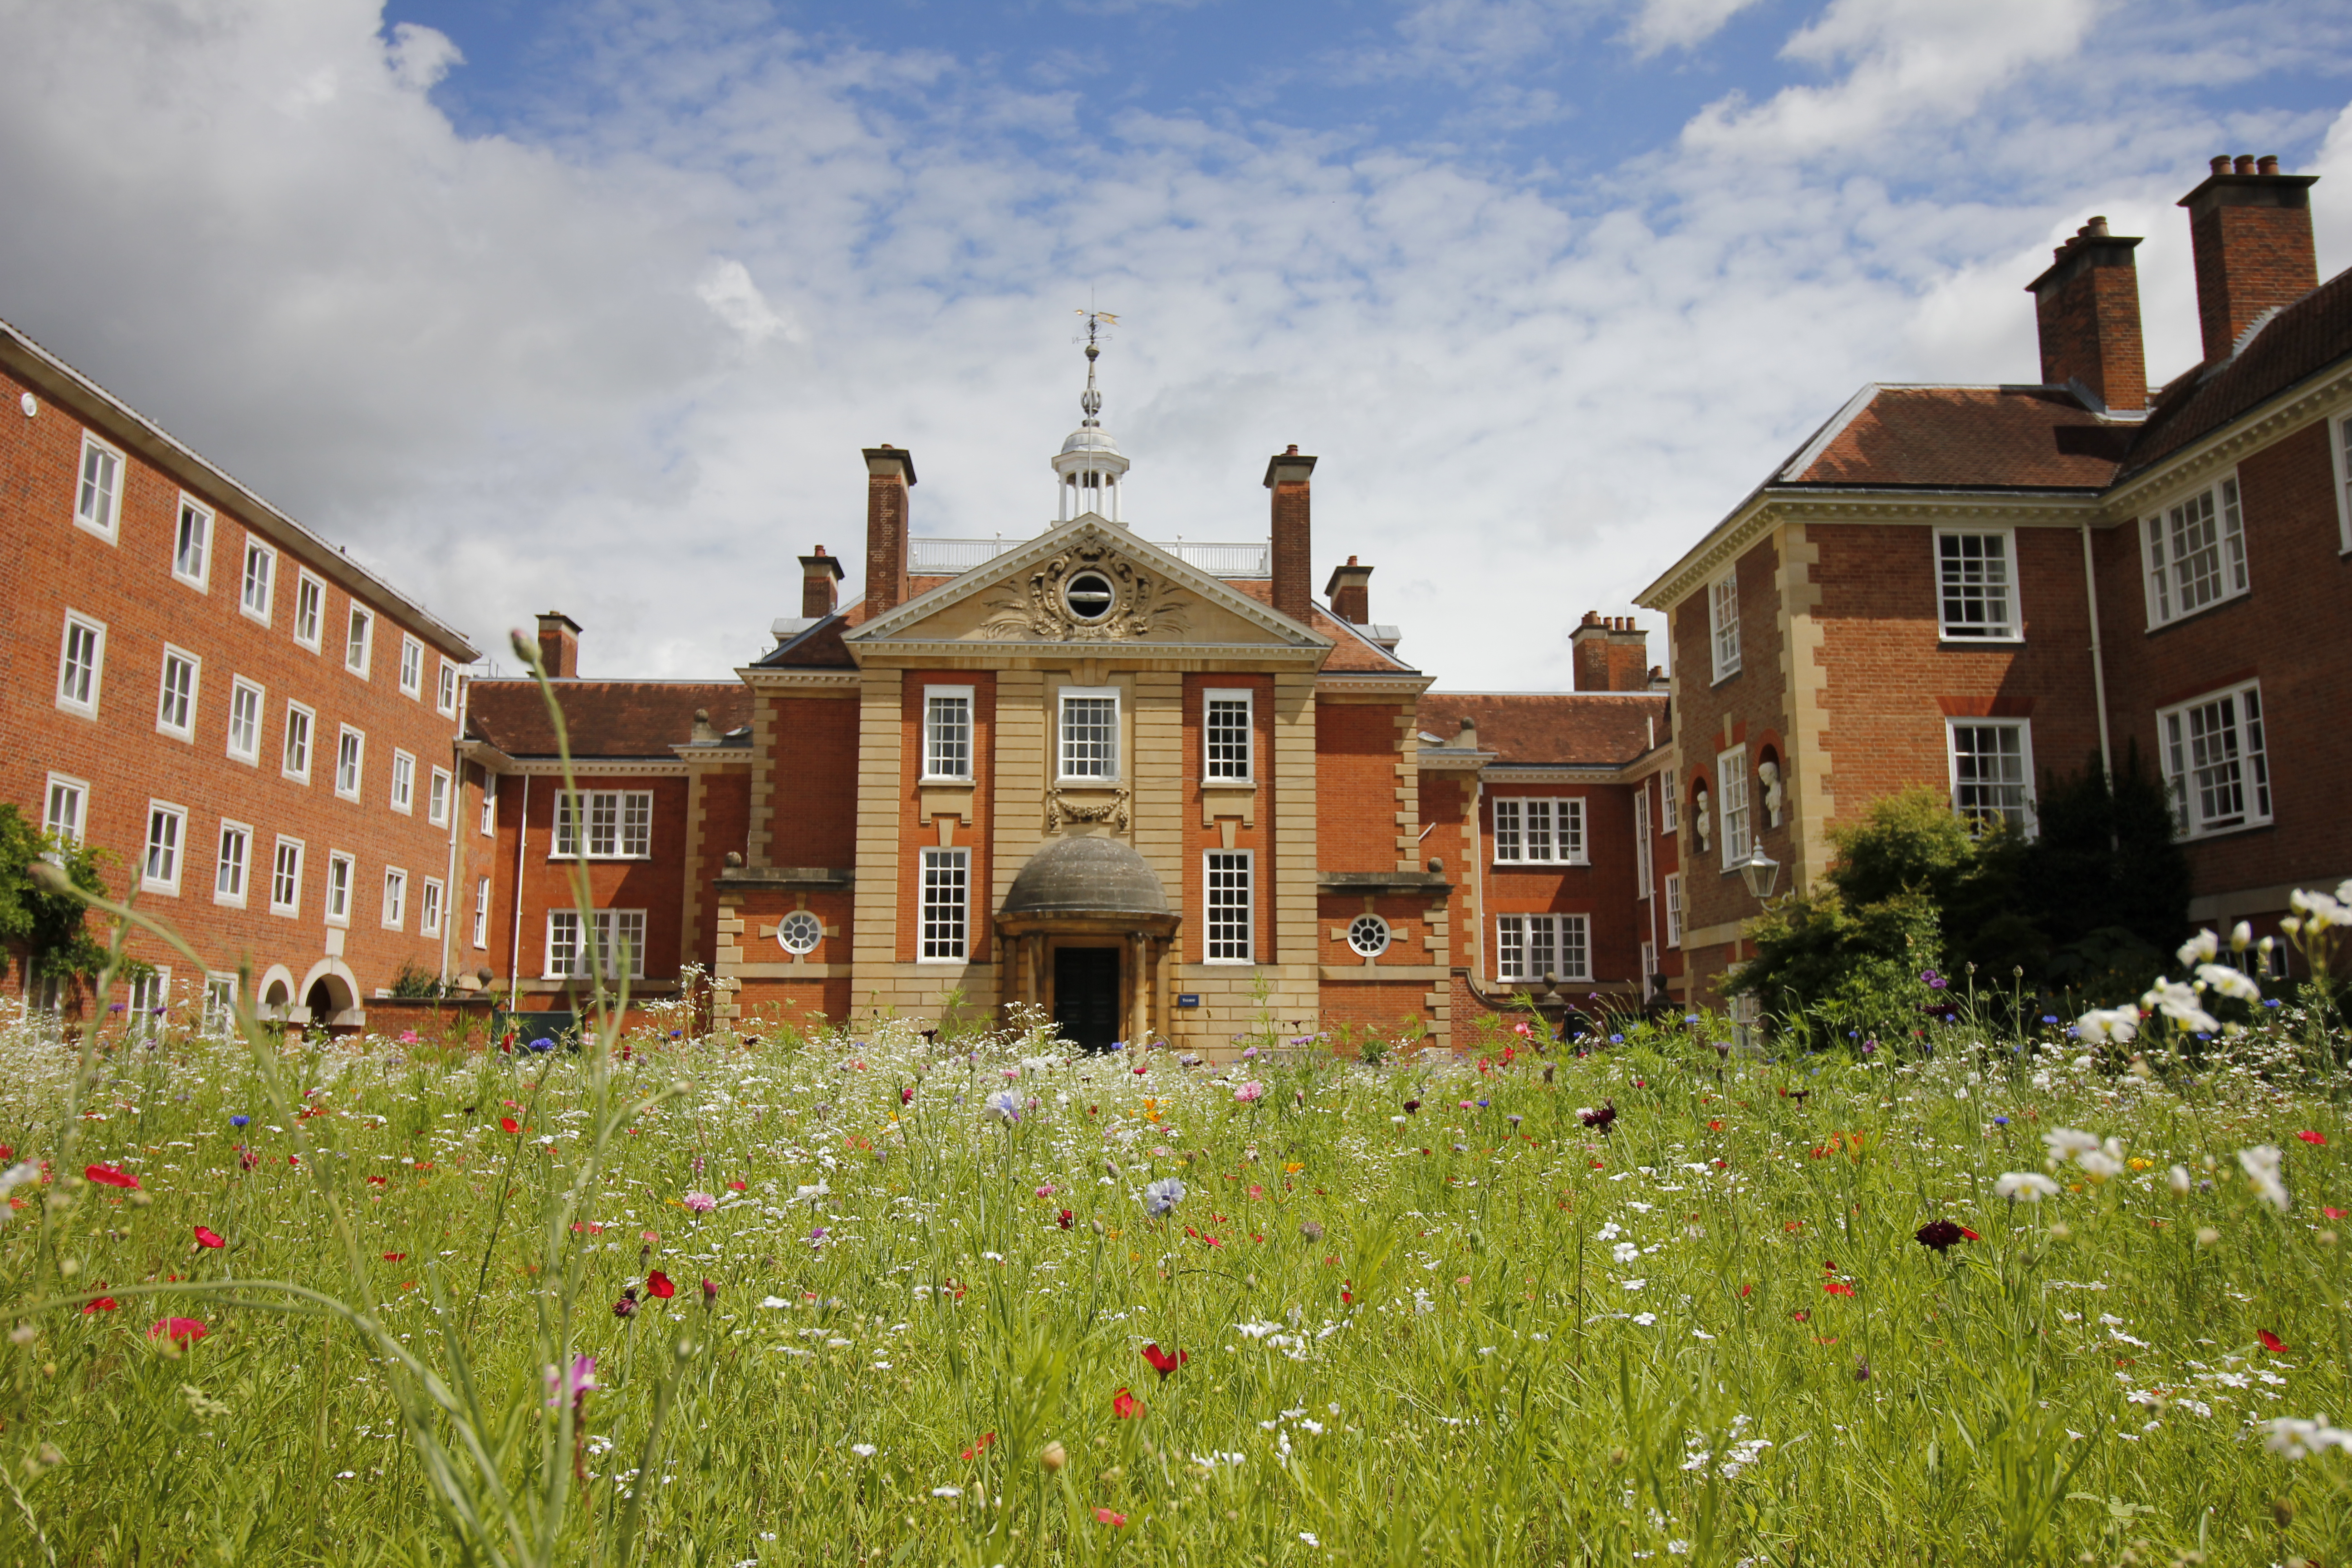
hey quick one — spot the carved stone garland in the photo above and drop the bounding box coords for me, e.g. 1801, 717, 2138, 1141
980, 540, 1190, 642
1044, 785, 1131, 833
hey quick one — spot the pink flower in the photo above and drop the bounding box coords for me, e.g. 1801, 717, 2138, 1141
1234, 1081, 1265, 1104
398, 1030, 419, 1045
681, 1192, 717, 1214
1096, 1508, 1128, 1527
1035, 1184, 1058, 1199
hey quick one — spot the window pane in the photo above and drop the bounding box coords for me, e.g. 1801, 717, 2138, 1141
1559, 916, 1589, 981
1938, 532, 2013, 637
926, 695, 971, 778
1206, 697, 1251, 779
1494, 799, 1521, 861
1526, 915, 1556, 981
622, 792, 652, 856
1951, 723, 2029, 831
921, 850, 968, 960
1206, 853, 1251, 960
588, 791, 618, 856
1061, 696, 1117, 778
1526, 799, 1553, 862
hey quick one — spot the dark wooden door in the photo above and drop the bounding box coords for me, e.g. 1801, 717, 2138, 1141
1054, 947, 1122, 1051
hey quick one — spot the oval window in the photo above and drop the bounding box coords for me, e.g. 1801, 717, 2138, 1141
1064, 571, 1115, 622
777, 911, 822, 956
1347, 913, 1391, 958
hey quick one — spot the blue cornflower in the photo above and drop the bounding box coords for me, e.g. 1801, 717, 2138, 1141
1609, 1033, 1624, 1044
2040, 1015, 2058, 1024
1142, 1177, 1187, 1217
1993, 1116, 2010, 1126
229, 1114, 250, 1128
1476, 1098, 1490, 1109
983, 1089, 1022, 1124
2264, 998, 2283, 1009
1684, 1015, 1700, 1024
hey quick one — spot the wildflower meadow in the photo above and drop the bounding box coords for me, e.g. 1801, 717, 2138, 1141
4, 934, 2352, 1568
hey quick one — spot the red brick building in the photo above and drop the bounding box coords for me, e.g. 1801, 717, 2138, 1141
1641, 155, 2352, 1005
1, 319, 479, 1027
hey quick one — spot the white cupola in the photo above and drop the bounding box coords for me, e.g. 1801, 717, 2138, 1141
1053, 311, 1129, 523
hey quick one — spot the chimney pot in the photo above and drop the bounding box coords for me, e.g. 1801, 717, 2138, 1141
2211, 155, 2233, 175
2180, 155, 2320, 363
2086, 215, 2108, 235
2234, 154, 2257, 175
2259, 155, 2280, 176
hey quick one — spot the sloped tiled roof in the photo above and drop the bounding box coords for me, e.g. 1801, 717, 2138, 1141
1780, 386, 2127, 489
1220, 580, 1417, 673
2121, 266, 2352, 478
467, 680, 753, 759
1416, 692, 1666, 768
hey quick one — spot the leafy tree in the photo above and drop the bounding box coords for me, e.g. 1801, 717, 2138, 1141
2018, 744, 2190, 996
0, 802, 127, 993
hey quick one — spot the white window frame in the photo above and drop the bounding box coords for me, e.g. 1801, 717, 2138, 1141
2331, 406, 2352, 555
1633, 788, 1653, 897
2141, 474, 2249, 628
437, 661, 460, 717
345, 605, 374, 676
1717, 745, 1752, 869
1492, 796, 1588, 865
2159, 678, 2271, 839
552, 789, 654, 859
419, 877, 444, 939
1945, 718, 2036, 835
389, 749, 416, 815
1639, 940, 1658, 997
479, 771, 498, 837
324, 851, 354, 926
1664, 872, 1682, 947
293, 570, 326, 652
1708, 569, 1741, 682
240, 539, 275, 624
1058, 686, 1121, 782
56, 611, 106, 718
1934, 528, 2022, 642
227, 676, 264, 764
43, 773, 88, 846
1494, 913, 1591, 984
270, 836, 305, 917
172, 494, 213, 589
142, 801, 188, 897
1660, 776, 1677, 835
283, 701, 314, 784
382, 867, 408, 931
1203, 688, 1254, 782
1204, 849, 1254, 963
398, 635, 424, 699
155, 644, 200, 741
427, 766, 452, 827
214, 820, 251, 908
1346, 912, 1390, 957
922, 685, 975, 782
125, 969, 170, 1037
74, 431, 124, 543
544, 908, 648, 980
202, 975, 236, 1035
335, 725, 365, 801
472, 875, 492, 949
918, 848, 970, 962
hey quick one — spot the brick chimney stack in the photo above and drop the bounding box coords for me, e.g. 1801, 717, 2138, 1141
862, 446, 916, 618
1264, 445, 1317, 624
1570, 612, 1652, 691
799, 545, 845, 618
2180, 155, 2319, 364
1324, 555, 1372, 624
535, 612, 581, 679
2026, 215, 2147, 412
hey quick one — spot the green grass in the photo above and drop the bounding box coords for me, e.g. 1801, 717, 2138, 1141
1, 997, 2348, 1567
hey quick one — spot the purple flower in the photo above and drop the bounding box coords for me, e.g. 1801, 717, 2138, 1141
682, 1191, 718, 1214
544, 1353, 598, 1411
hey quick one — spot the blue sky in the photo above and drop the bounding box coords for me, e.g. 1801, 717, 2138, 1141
2, 0, 2349, 687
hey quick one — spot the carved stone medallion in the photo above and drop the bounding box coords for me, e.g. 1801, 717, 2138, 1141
980, 539, 1190, 642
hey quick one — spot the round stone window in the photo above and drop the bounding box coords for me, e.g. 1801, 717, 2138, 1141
777, 911, 822, 956
1063, 570, 1116, 622
1347, 913, 1391, 958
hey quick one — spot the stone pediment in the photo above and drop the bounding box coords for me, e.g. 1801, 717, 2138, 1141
844, 517, 1326, 653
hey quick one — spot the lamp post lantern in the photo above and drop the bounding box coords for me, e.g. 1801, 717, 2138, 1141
1733, 842, 1781, 902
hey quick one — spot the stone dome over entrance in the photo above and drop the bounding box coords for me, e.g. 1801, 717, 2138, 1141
1001, 834, 1171, 920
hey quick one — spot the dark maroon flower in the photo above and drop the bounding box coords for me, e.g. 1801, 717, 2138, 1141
612, 1288, 640, 1319
1402, 1100, 1421, 1114
1914, 1219, 1975, 1254
1578, 1102, 1617, 1132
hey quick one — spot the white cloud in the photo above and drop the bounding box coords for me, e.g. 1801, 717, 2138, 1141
0, 0, 2342, 695
1623, 0, 1768, 57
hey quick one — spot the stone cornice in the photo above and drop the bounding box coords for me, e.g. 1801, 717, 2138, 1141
494, 757, 690, 778
1315, 673, 1435, 696
853, 642, 1330, 666
456, 737, 515, 773
735, 667, 861, 689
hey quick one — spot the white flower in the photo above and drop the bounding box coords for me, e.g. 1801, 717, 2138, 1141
1632, 1312, 1657, 1326
2140, 980, 2221, 1036
1995, 1172, 2062, 1201
793, 1181, 830, 1206
1611, 1242, 1641, 1264
2177, 930, 2219, 967
1300, 1533, 1320, 1547
983, 1090, 1022, 1125
2195, 963, 2261, 1003
931, 1486, 962, 1499
2043, 1127, 2101, 1160
851, 1443, 876, 1457
2077, 1150, 2123, 1181
2168, 1165, 2193, 1196
2238, 1145, 2290, 1212
1142, 1176, 1187, 1217
1622, 1278, 1646, 1292
2230, 921, 2253, 951
0, 1161, 40, 1200
1596, 1222, 1622, 1241
2264, 1416, 2352, 1459
2074, 1007, 2139, 1044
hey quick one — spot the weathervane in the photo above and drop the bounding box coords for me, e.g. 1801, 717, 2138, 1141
1073, 307, 1118, 426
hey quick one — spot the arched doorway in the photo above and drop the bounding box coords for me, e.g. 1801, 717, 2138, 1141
296, 959, 359, 1032
998, 835, 1180, 1051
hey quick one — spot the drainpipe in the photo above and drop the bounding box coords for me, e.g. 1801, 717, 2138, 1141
439, 745, 461, 987
508, 774, 529, 1012
2081, 521, 2114, 783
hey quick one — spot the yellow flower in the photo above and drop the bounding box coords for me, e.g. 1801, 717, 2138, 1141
2128, 1156, 2152, 1171
1284, 1162, 1304, 1173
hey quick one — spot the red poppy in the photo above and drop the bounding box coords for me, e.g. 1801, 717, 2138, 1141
148, 1317, 209, 1344
1058, 1209, 1074, 1230
1708, 1120, 1724, 1132
366, 1174, 388, 1186
1111, 1387, 1142, 1420
1142, 1343, 1189, 1380
384, 1252, 407, 1262
0, 1144, 11, 1160
2326, 1208, 2349, 1220
2259, 1329, 2289, 1354
500, 1117, 520, 1134
961, 1431, 996, 1460
1823, 1281, 1855, 1297
646, 1270, 676, 1300
1095, 1508, 1128, 1527
193, 1226, 225, 1249
83, 1295, 118, 1314
1739, 1283, 1754, 1298
2297, 1131, 2328, 1146
1341, 1280, 1353, 1305
728, 1180, 747, 1191
84, 1163, 138, 1190
1789, 1309, 1810, 1323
